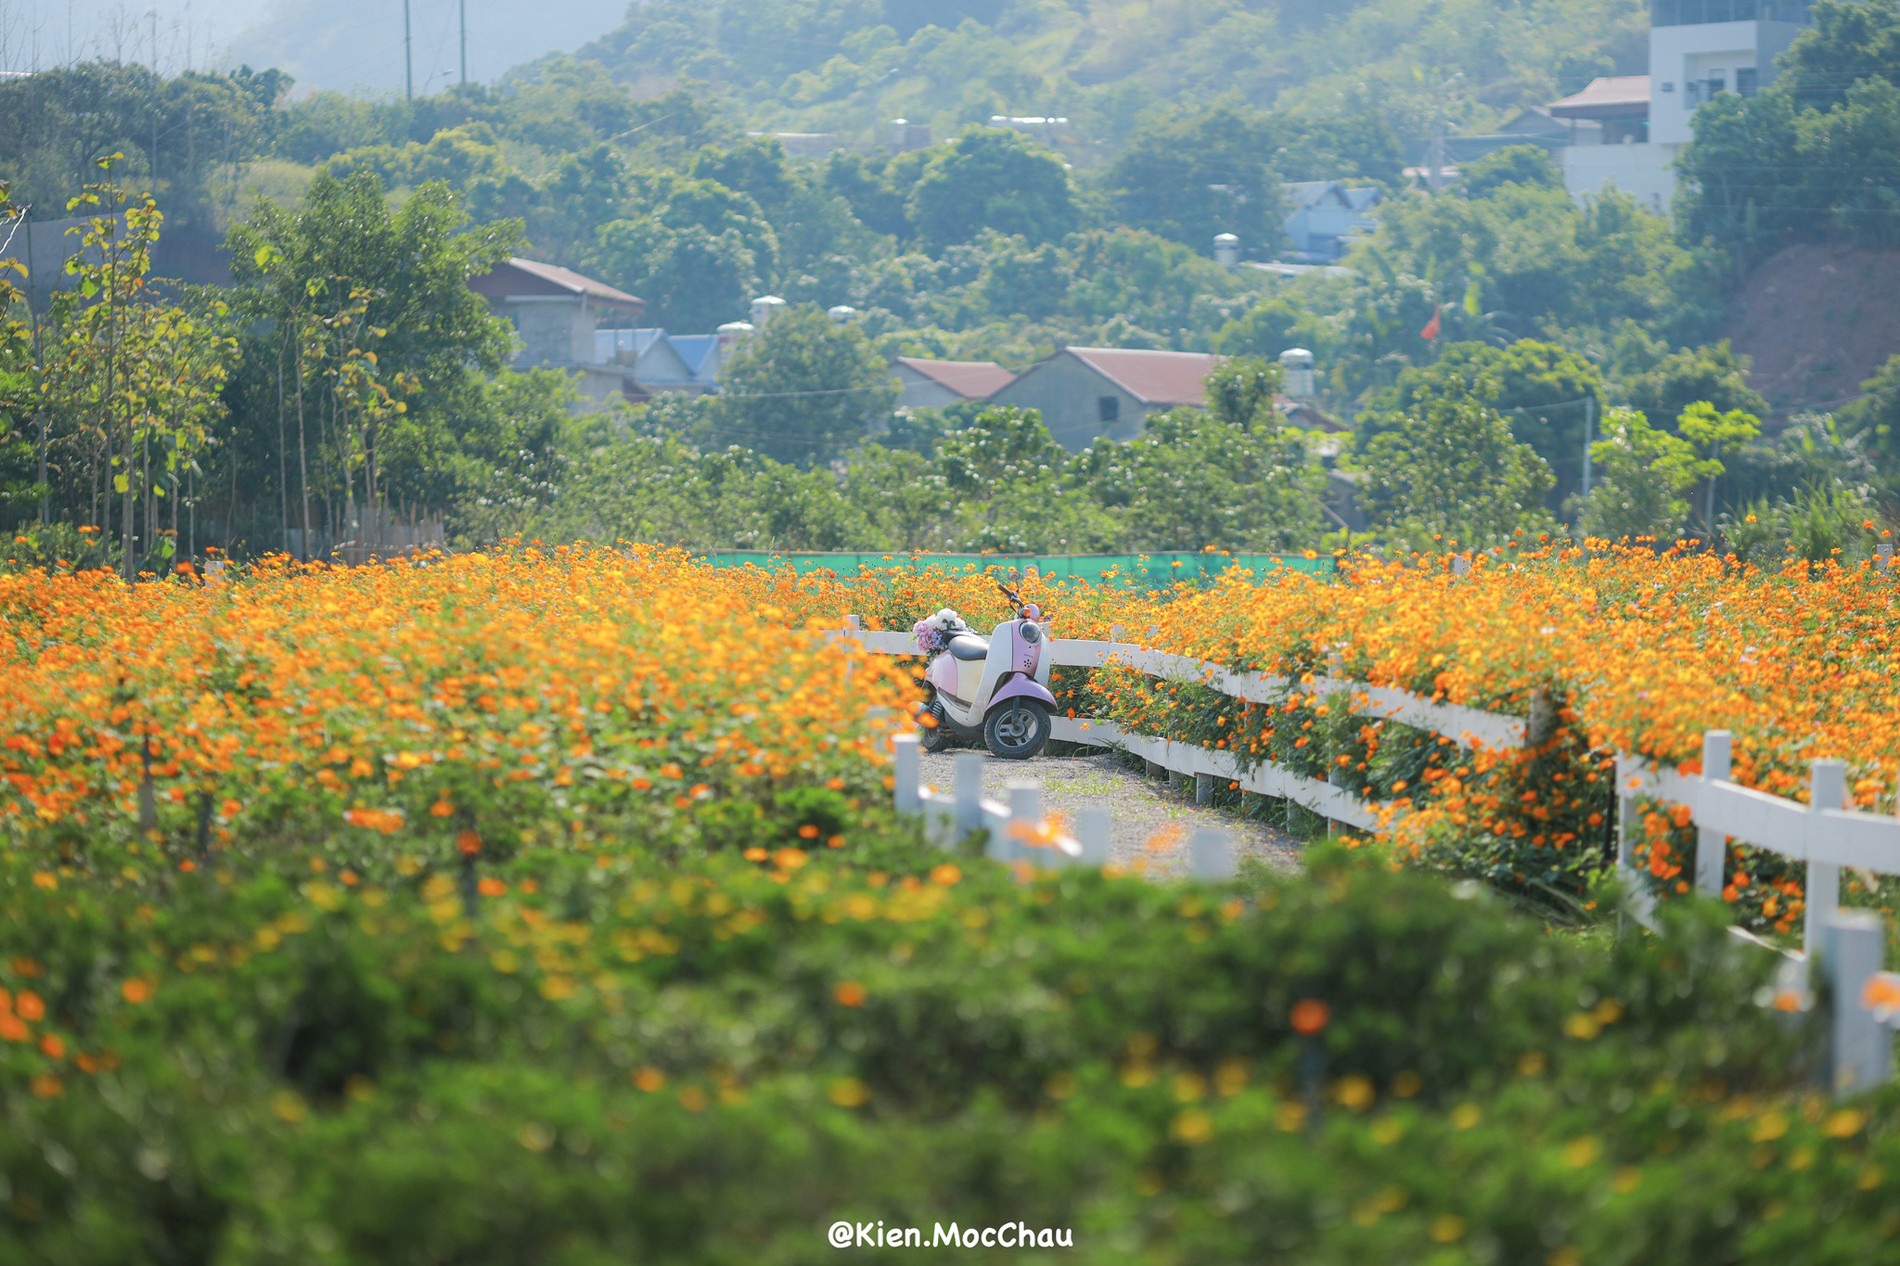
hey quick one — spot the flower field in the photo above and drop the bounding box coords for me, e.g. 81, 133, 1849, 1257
3, 546, 1900, 1262
827, 543, 1900, 927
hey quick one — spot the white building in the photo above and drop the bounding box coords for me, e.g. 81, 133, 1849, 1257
1550, 0, 1815, 210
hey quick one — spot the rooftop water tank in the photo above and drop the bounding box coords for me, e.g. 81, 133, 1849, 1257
827, 305, 859, 322
749, 295, 787, 326
1279, 347, 1316, 398
1213, 232, 1240, 269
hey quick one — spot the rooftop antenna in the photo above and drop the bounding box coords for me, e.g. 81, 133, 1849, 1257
403, 0, 413, 101
459, 0, 467, 86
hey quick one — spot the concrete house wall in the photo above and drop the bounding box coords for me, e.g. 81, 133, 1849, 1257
989, 355, 1150, 453
507, 297, 597, 368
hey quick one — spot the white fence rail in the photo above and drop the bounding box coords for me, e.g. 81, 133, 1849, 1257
850, 618, 1900, 1096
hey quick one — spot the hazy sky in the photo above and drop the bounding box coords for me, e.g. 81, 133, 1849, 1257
0, 0, 629, 94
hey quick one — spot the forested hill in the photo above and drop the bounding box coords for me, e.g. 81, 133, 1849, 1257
576, 0, 1648, 152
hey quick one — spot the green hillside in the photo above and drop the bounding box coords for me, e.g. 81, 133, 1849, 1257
577, 0, 1649, 152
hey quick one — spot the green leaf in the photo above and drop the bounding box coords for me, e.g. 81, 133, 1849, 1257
112, 474, 129, 494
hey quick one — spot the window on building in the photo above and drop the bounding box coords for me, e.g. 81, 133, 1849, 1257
1737, 67, 1759, 97
1708, 71, 1728, 95
1097, 396, 1120, 425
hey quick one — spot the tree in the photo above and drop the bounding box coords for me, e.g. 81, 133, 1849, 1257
935, 406, 1070, 493
1623, 343, 1768, 431
1363, 398, 1555, 545
1838, 352, 1900, 486
1677, 400, 1762, 534
907, 127, 1077, 253
1103, 101, 1287, 254
1676, 0, 1900, 258
1068, 407, 1325, 550
227, 170, 517, 546
1579, 408, 1700, 542
592, 218, 761, 331
1360, 341, 1603, 509
712, 307, 897, 466
1203, 356, 1284, 431
1458, 145, 1563, 198
0, 188, 39, 522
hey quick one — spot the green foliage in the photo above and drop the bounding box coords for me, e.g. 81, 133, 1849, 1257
1102, 101, 1288, 253
3, 800, 1863, 1263
907, 127, 1078, 253
575, 0, 1642, 170
1623, 342, 1769, 427
711, 307, 900, 465
1677, 0, 1900, 257
1364, 397, 1555, 546
227, 170, 519, 515
1457, 144, 1563, 198
1070, 407, 1328, 551
1677, 400, 1763, 535
1838, 352, 1900, 486
1361, 340, 1603, 507
0, 61, 288, 234
1580, 408, 1699, 543
1722, 482, 1885, 566
1204, 356, 1286, 431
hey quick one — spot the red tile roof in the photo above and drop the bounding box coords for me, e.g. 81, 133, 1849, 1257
1064, 347, 1221, 405
892, 357, 1017, 398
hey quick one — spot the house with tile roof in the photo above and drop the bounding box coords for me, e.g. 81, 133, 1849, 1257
891, 357, 1017, 409
988, 347, 1224, 451
469, 257, 647, 407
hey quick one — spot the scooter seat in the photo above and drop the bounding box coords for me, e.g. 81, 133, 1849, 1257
947, 634, 990, 661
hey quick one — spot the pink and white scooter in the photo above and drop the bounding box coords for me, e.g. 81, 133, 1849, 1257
913, 584, 1058, 759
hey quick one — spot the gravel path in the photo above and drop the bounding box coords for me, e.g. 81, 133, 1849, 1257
916, 747, 1306, 874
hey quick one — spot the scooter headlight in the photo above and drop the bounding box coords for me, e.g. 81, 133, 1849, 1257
1020, 621, 1042, 644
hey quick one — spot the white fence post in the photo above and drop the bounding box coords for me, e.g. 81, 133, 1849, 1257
1195, 772, 1214, 806
1696, 730, 1731, 896
893, 734, 921, 814
1075, 807, 1111, 866
1807, 760, 1846, 961
954, 752, 986, 841
1824, 910, 1890, 1096
998, 782, 1043, 864
1614, 756, 1657, 930
1188, 827, 1234, 880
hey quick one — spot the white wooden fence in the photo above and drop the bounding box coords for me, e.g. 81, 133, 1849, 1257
848, 617, 1900, 1096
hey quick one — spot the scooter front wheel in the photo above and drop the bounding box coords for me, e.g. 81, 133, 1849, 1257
983, 699, 1052, 760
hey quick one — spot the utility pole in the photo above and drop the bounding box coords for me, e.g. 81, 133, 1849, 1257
150, 9, 158, 185
403, 0, 413, 102
459, 0, 467, 86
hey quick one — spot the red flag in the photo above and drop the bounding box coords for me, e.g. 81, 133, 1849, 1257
1419, 306, 1442, 341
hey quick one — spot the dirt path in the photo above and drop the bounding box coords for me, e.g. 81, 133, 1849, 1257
916, 747, 1305, 874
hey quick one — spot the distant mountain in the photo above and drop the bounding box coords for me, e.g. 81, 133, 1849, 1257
224, 0, 629, 96
0, 0, 630, 96
576, 0, 1648, 152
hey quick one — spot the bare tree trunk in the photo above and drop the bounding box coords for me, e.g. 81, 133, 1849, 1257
293, 331, 312, 560
277, 332, 289, 554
